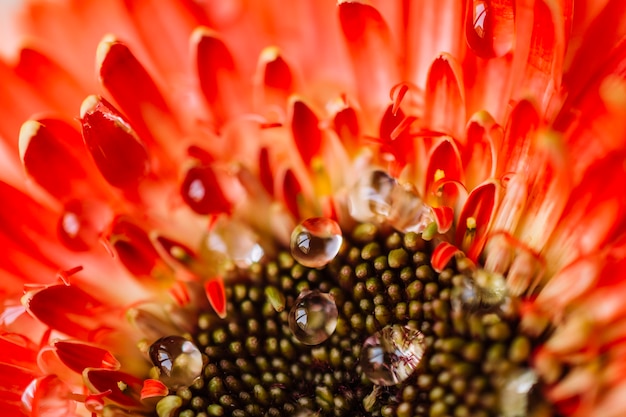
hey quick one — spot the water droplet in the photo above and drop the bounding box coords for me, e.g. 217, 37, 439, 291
499, 369, 538, 417
205, 218, 265, 268
465, 0, 514, 58
290, 217, 342, 268
149, 336, 203, 389
361, 325, 426, 386
288, 290, 338, 345
348, 170, 395, 222
452, 270, 507, 312
348, 171, 434, 234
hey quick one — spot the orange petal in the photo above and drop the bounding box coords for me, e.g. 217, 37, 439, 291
54, 341, 120, 374
338, 1, 399, 114
423, 54, 466, 139
141, 379, 169, 399
290, 99, 322, 167
456, 181, 498, 262
431, 242, 463, 273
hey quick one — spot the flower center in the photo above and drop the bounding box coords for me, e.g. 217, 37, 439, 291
150, 223, 556, 417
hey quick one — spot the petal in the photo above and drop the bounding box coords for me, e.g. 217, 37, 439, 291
456, 181, 498, 261
54, 341, 120, 374
496, 99, 540, 175
338, 1, 399, 114
80, 95, 150, 189
141, 379, 168, 400
464, 0, 515, 58
192, 27, 242, 127
83, 369, 144, 410
205, 277, 227, 319
24, 285, 107, 341
0, 364, 38, 415
180, 164, 231, 215
423, 54, 466, 139
424, 137, 464, 205
281, 169, 302, 219
431, 242, 463, 273
21, 375, 77, 417
290, 99, 322, 167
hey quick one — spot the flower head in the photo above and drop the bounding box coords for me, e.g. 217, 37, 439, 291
1, 0, 626, 416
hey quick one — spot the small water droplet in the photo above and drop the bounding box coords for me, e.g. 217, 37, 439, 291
288, 290, 338, 345
499, 368, 538, 417
290, 217, 342, 268
361, 325, 426, 386
57, 199, 110, 251
149, 336, 203, 389
465, 0, 514, 58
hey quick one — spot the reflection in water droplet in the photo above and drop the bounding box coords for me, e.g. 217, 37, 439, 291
348, 170, 434, 234
361, 325, 426, 386
499, 369, 538, 417
465, 0, 514, 58
290, 217, 342, 268
288, 291, 338, 345
149, 336, 203, 389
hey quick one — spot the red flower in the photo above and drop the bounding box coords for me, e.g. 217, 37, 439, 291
0, 1, 625, 416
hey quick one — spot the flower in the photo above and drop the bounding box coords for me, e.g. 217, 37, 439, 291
1, 0, 626, 416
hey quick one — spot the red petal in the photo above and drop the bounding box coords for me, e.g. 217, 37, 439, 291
15, 48, 86, 115
180, 165, 231, 215
497, 99, 539, 175
423, 54, 466, 139
80, 96, 150, 188
431, 206, 455, 234
21, 375, 76, 417
333, 105, 361, 153
431, 242, 463, 273
25, 285, 106, 340
259, 147, 274, 196
0, 363, 38, 415
57, 199, 112, 252
0, 334, 38, 371
109, 218, 166, 279
338, 1, 399, 113
282, 169, 302, 219
141, 379, 168, 399
290, 99, 322, 167
261, 47, 293, 91
192, 27, 239, 126
456, 181, 498, 261
461, 113, 498, 188
19, 118, 95, 201
97, 36, 176, 151
424, 138, 464, 204
83, 369, 144, 409
205, 277, 227, 319
54, 341, 120, 374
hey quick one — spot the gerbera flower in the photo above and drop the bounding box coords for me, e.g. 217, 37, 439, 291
1, 0, 625, 416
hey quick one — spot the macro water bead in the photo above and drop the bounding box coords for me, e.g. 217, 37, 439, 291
149, 336, 203, 389
290, 217, 343, 268
288, 290, 339, 345
360, 324, 427, 386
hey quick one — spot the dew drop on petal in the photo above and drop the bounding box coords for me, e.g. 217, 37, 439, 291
465, 0, 515, 58
290, 217, 342, 268
360, 325, 426, 386
288, 290, 338, 345
149, 336, 203, 389
499, 368, 538, 417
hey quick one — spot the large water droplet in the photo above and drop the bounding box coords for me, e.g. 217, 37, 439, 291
290, 217, 342, 268
149, 336, 203, 389
499, 369, 538, 417
361, 325, 426, 386
288, 290, 338, 345
348, 170, 435, 234
348, 170, 395, 221
204, 218, 265, 268
465, 0, 514, 58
